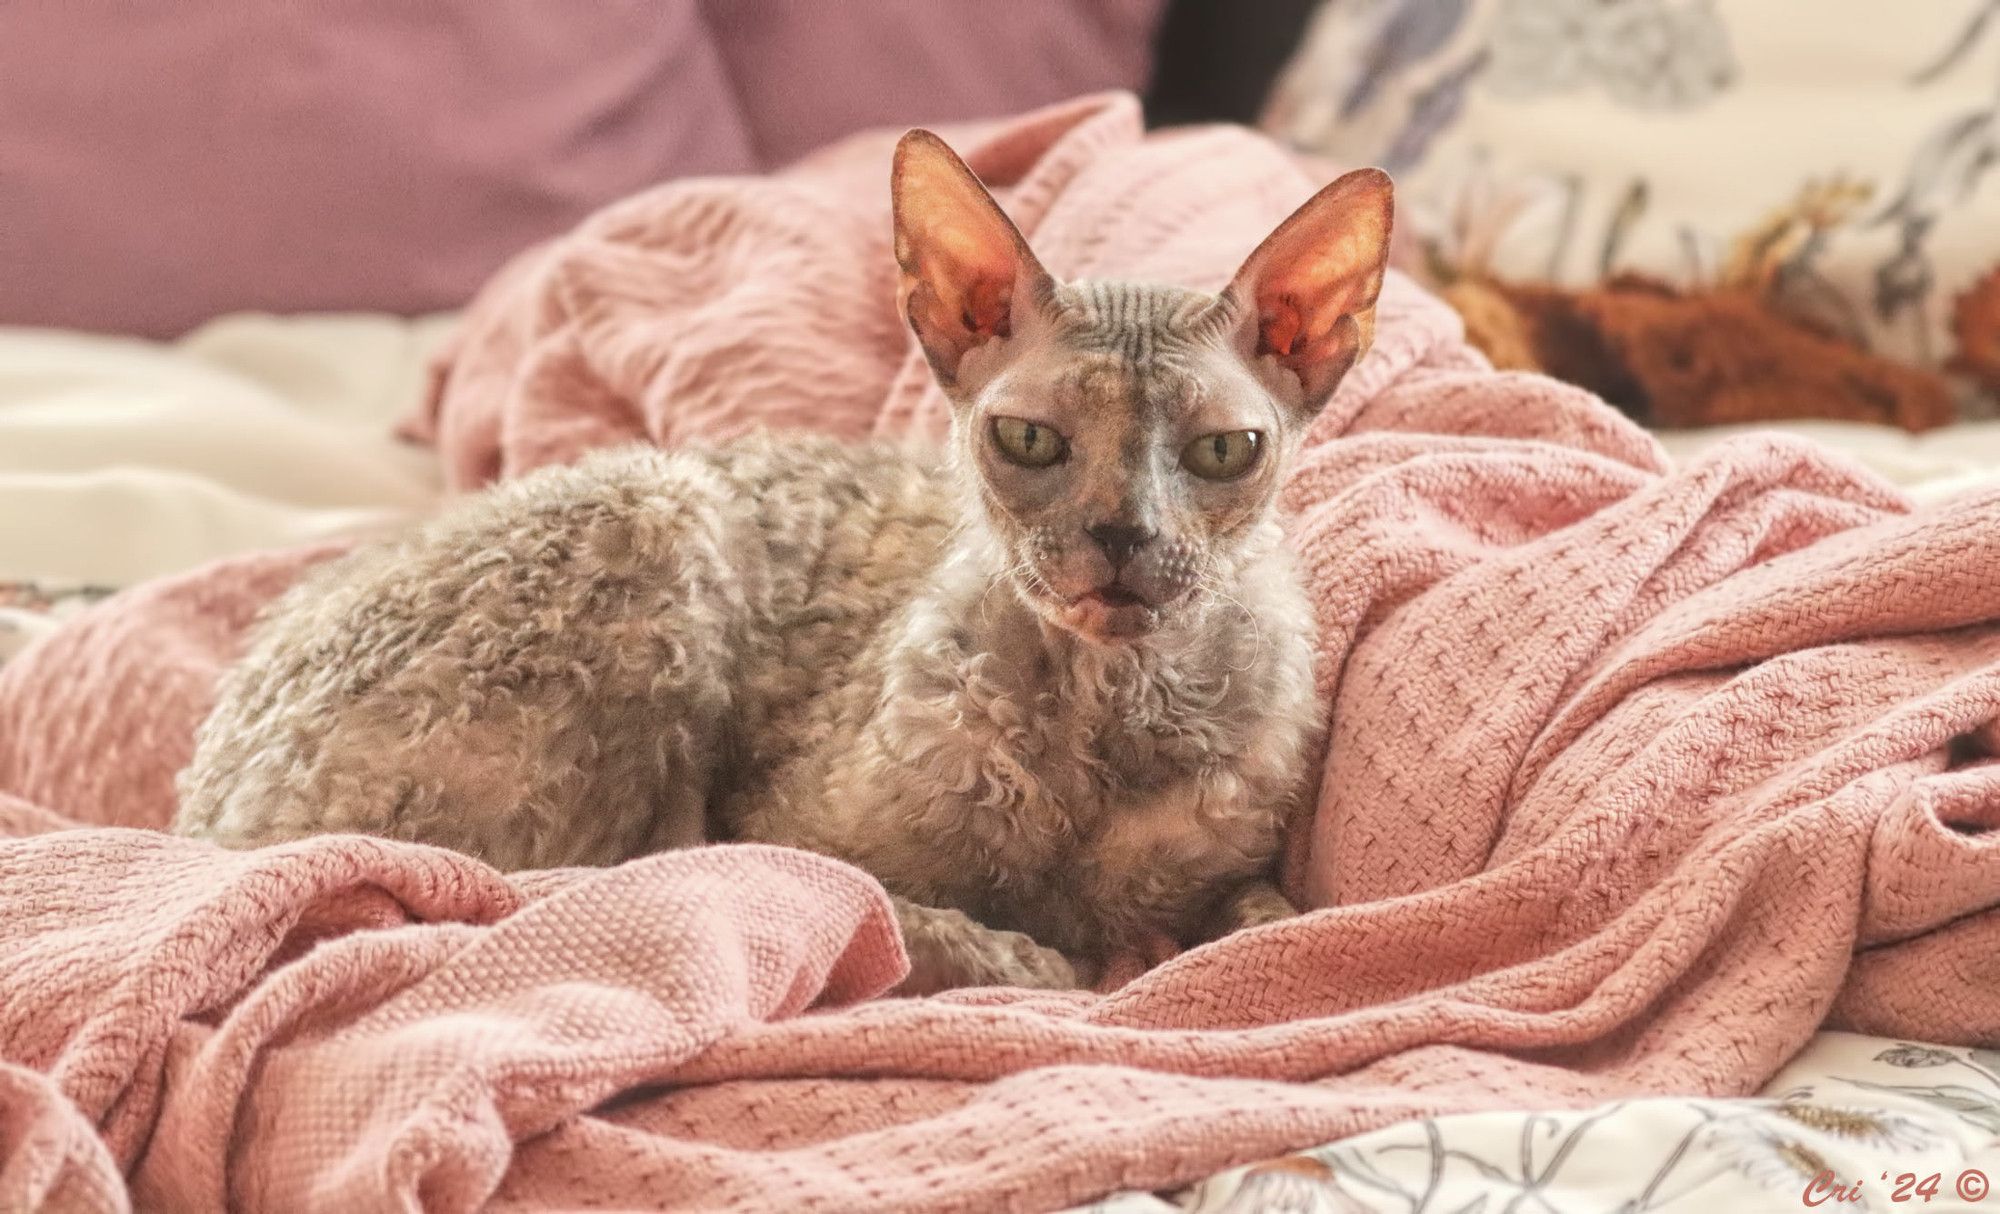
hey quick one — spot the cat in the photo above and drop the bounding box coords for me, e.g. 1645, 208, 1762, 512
171, 130, 1394, 995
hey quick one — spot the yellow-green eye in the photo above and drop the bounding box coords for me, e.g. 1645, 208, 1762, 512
1181, 430, 1263, 481
990, 417, 1068, 468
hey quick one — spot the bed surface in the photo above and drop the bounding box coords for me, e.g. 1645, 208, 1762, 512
2, 314, 1994, 1209
0, 313, 448, 660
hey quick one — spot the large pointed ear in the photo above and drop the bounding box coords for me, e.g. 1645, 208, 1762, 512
892, 129, 1054, 390
1223, 168, 1394, 415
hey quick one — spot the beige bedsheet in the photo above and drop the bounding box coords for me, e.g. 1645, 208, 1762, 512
0, 313, 448, 660
0, 313, 447, 587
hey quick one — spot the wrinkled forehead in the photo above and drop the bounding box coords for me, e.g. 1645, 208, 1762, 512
1034, 356, 1197, 426
1056, 278, 1231, 364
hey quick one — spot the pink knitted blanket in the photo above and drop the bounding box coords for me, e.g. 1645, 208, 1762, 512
2, 93, 1997, 1213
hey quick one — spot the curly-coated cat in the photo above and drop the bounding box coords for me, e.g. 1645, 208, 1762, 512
173, 131, 1394, 994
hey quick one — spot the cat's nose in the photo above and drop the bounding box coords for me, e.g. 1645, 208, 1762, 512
1086, 522, 1157, 566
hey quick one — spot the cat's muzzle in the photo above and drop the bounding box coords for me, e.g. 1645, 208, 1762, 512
1053, 580, 1166, 642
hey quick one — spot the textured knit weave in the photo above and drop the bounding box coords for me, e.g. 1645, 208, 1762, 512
0, 92, 1997, 1213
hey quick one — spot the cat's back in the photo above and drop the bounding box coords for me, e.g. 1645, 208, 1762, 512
683, 429, 958, 623
173, 431, 955, 866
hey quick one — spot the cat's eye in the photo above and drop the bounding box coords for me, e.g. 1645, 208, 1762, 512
990, 417, 1069, 468
1180, 430, 1263, 481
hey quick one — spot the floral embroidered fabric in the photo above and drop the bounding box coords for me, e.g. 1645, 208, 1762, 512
1076, 1032, 2000, 1212
1265, 1, 2000, 428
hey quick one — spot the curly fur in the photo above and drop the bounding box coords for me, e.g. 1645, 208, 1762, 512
173, 133, 1395, 992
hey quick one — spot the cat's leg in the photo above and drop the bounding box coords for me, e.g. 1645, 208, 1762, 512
889, 898, 1091, 995
1208, 878, 1301, 938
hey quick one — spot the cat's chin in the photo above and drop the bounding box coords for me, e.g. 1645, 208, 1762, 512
1049, 590, 1162, 644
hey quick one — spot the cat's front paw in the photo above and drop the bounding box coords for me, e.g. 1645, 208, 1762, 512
985, 926, 1087, 990
1214, 879, 1300, 936
891, 899, 1089, 995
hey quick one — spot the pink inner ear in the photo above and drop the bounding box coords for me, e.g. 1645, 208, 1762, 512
903, 203, 1021, 340
903, 234, 1015, 352
1260, 297, 1304, 358
1233, 169, 1394, 381
961, 275, 1012, 338
898, 224, 1021, 379
893, 131, 1056, 381
1258, 239, 1379, 352
1257, 282, 1354, 367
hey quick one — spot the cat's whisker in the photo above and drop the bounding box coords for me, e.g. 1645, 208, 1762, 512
1196, 572, 1266, 672
981, 556, 1035, 627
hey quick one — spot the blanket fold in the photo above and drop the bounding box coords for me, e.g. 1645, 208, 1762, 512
1, 91, 1996, 1213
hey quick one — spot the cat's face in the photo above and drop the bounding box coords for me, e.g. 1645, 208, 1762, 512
892, 131, 1393, 643
956, 287, 1302, 641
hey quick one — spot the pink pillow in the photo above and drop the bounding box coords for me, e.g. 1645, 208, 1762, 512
702, 0, 1166, 166
2, 1, 1164, 338
2, 1, 758, 337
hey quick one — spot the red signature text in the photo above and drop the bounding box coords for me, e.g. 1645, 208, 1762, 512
1802, 1167, 1989, 1205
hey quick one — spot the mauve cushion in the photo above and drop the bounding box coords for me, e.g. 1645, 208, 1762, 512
700, 0, 1167, 165
1, 1, 755, 338
1, 1, 1164, 338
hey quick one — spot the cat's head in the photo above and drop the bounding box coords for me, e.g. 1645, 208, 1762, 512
891, 130, 1392, 644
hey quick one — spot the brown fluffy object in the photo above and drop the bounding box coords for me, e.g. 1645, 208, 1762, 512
1451, 274, 1955, 432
